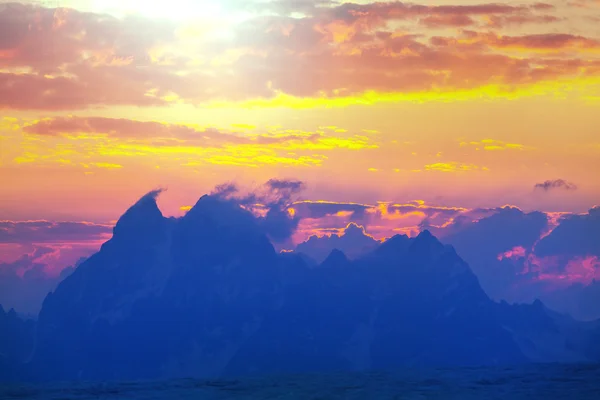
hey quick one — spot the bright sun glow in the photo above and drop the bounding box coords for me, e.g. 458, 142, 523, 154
89, 0, 227, 20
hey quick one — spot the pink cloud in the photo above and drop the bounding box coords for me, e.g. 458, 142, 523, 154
0, 220, 112, 244
21, 116, 324, 147
0, 2, 597, 109
535, 256, 600, 285
497, 245, 527, 261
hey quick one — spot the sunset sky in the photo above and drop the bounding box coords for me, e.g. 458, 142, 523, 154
1, 0, 600, 291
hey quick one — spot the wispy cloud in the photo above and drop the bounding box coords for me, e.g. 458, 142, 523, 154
534, 179, 578, 191
0, 220, 113, 244
424, 162, 489, 172
11, 116, 378, 168
459, 139, 528, 151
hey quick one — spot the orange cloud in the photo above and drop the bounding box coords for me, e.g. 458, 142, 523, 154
1, 2, 599, 110
291, 198, 483, 243
21, 116, 375, 150
484, 14, 560, 28
22, 117, 254, 144
460, 31, 600, 52
459, 139, 528, 151
424, 162, 488, 172
11, 116, 378, 169
323, 2, 552, 26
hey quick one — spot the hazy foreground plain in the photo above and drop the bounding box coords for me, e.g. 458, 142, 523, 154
2, 363, 599, 400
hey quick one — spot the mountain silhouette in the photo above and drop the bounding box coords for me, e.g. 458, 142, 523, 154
0, 305, 35, 381
320, 249, 349, 268
10, 191, 600, 382
295, 222, 380, 263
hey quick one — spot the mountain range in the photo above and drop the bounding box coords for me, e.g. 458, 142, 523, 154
0, 305, 35, 381
295, 222, 380, 263
2, 191, 600, 382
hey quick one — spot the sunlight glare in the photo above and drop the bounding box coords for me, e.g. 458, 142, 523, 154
90, 0, 227, 21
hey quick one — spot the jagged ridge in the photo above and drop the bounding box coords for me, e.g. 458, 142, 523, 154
14, 191, 600, 382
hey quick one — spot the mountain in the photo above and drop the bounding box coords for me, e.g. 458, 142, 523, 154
30, 193, 281, 381
320, 248, 349, 268
0, 305, 35, 381
295, 222, 380, 263
229, 230, 530, 376
17, 192, 600, 382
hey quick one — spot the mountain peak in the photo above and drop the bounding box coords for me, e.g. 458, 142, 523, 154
114, 190, 164, 234
409, 229, 445, 258
7, 308, 17, 319
27, 186, 600, 381
382, 233, 411, 248
294, 223, 379, 263
321, 248, 349, 267
111, 189, 167, 247
183, 193, 259, 232
174, 193, 277, 263
414, 229, 442, 245
416, 229, 434, 239
368, 233, 411, 259
187, 193, 238, 216
532, 298, 545, 309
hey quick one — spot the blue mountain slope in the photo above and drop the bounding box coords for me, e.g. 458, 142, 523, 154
0, 305, 35, 381
20, 192, 600, 382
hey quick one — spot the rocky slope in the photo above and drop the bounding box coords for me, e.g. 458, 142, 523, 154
19, 192, 600, 382
0, 305, 35, 381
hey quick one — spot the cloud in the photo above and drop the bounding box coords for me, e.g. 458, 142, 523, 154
0, 3, 182, 110
459, 139, 528, 151
21, 116, 323, 146
422, 204, 600, 321
0, 220, 113, 244
224, 0, 336, 16
0, 245, 88, 315
0, 70, 165, 111
462, 32, 600, 51
295, 222, 380, 263
266, 178, 304, 193
15, 116, 377, 168
256, 179, 306, 243
210, 179, 306, 243
419, 14, 475, 28
539, 277, 600, 321
290, 200, 600, 319
291, 199, 480, 244
1, 1, 599, 110
314, 2, 561, 41
326, 2, 551, 25
535, 206, 600, 257
3, 181, 600, 320
88, 162, 122, 170
431, 206, 549, 298
261, 206, 300, 243
292, 200, 372, 220
570, 0, 600, 8
211, 182, 240, 198
534, 179, 578, 191
424, 162, 488, 172
441, 206, 549, 259
140, 188, 165, 202
284, 199, 600, 320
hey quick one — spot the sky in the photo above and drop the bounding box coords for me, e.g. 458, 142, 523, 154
0, 0, 599, 314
